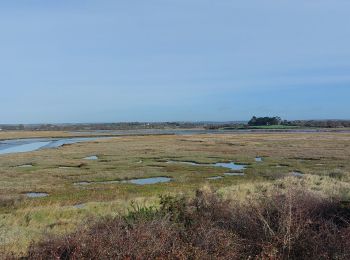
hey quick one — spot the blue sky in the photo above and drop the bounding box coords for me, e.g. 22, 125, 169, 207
1, 0, 349, 123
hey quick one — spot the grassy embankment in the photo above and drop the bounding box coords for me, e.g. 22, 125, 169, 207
0, 132, 350, 256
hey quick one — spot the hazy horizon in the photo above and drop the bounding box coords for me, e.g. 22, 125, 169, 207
1, 1, 350, 124
2, 118, 350, 126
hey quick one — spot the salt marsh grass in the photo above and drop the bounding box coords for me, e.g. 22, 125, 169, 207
0, 132, 349, 256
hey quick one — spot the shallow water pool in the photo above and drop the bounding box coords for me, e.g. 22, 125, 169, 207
26, 192, 49, 198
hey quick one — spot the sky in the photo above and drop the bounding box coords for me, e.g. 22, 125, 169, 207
0, 0, 350, 123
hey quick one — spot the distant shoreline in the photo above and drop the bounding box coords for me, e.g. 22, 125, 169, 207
1, 127, 350, 141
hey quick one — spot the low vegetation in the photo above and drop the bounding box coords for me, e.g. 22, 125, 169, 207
12, 188, 350, 259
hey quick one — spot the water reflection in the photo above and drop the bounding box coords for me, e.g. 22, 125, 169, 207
167, 160, 247, 171
26, 192, 48, 198
74, 177, 172, 186
84, 155, 98, 160
0, 137, 107, 155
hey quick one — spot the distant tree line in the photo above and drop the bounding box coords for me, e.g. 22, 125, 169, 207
290, 120, 350, 128
0, 122, 207, 131
248, 116, 283, 126
247, 116, 350, 128
1, 119, 350, 131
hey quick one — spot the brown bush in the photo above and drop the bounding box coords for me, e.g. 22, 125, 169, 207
23, 188, 350, 259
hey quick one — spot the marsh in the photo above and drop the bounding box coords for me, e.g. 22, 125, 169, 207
1, 131, 350, 255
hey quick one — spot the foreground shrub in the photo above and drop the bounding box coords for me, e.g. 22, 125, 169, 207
24, 188, 350, 259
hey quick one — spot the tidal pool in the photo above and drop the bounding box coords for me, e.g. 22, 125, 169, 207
26, 192, 48, 198
213, 162, 247, 171
290, 171, 304, 177
207, 176, 223, 180
122, 177, 172, 185
74, 203, 86, 209
224, 172, 245, 176
84, 155, 98, 160
167, 160, 247, 171
167, 160, 198, 166
74, 177, 172, 186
